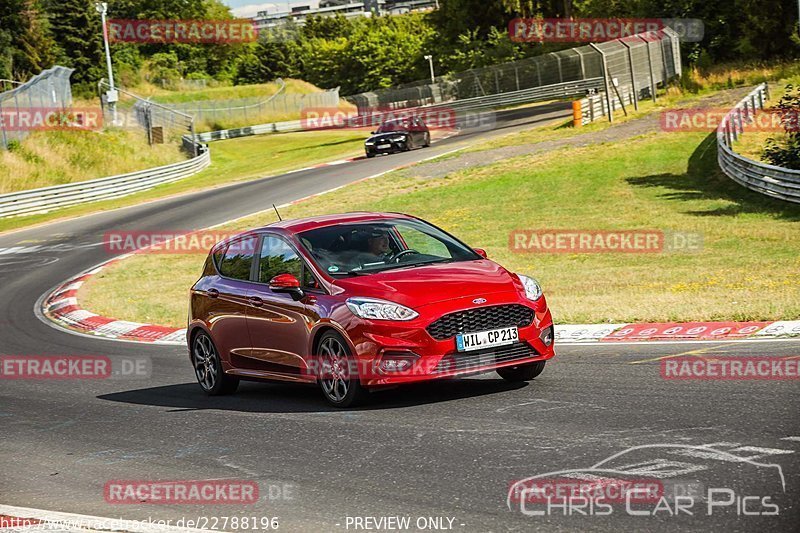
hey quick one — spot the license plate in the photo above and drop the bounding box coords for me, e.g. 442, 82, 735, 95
456, 326, 518, 352
377, 144, 391, 149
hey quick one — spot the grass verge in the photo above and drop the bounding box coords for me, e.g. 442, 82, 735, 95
0, 129, 184, 194
79, 128, 800, 327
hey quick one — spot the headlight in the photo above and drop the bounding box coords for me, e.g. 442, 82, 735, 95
365, 141, 374, 146
518, 275, 543, 301
346, 297, 419, 321
390, 136, 407, 142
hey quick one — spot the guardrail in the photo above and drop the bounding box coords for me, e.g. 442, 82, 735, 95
0, 141, 209, 218
421, 78, 605, 114
195, 78, 605, 143
194, 120, 304, 143
717, 83, 800, 204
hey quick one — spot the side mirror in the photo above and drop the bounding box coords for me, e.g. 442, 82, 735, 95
269, 274, 305, 301
370, 131, 376, 135
473, 248, 487, 259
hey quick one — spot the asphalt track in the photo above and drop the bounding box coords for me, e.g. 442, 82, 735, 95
0, 101, 798, 532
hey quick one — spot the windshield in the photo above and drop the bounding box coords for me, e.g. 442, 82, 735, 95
297, 218, 480, 277
376, 120, 411, 133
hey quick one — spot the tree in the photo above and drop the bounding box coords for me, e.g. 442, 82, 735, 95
45, 0, 104, 91
0, 0, 57, 80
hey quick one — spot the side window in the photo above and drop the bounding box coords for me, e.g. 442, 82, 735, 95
302, 267, 321, 290
217, 237, 256, 281
259, 235, 302, 283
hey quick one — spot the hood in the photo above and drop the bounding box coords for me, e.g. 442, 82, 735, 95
332, 259, 522, 308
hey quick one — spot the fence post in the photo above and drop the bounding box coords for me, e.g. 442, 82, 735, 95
640, 36, 657, 102
589, 43, 613, 123
575, 49, 586, 80
0, 101, 7, 149
535, 60, 542, 86
619, 39, 638, 111
553, 54, 563, 83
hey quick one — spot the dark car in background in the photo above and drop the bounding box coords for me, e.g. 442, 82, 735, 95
365, 117, 431, 157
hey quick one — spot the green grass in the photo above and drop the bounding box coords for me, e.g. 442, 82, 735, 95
80, 129, 800, 328
0, 129, 184, 194
0, 129, 367, 234
130, 79, 319, 104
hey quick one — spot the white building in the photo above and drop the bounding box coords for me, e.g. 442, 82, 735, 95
253, 0, 437, 31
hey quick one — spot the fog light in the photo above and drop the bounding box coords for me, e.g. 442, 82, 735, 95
378, 352, 418, 373
540, 326, 554, 347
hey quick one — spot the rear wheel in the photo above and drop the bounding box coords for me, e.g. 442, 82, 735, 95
317, 331, 367, 408
192, 332, 239, 395
497, 361, 546, 382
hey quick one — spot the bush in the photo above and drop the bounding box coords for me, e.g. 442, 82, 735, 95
762, 84, 800, 169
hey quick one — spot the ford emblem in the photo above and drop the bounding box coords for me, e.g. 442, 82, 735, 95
472, 298, 487, 304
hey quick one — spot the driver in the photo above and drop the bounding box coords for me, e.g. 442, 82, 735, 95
366, 229, 392, 258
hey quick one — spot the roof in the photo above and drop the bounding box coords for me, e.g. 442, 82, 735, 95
255, 212, 416, 234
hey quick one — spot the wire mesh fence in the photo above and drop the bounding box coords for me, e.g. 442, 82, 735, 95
99, 80, 199, 156
0, 66, 75, 150
153, 79, 341, 130
345, 29, 681, 114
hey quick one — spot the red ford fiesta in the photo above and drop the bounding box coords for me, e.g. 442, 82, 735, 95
188, 213, 555, 407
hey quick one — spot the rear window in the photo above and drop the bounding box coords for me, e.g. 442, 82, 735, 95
216, 236, 257, 281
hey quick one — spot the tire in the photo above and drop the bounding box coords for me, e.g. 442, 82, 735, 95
191, 332, 239, 395
366, 152, 375, 158
316, 331, 368, 408
497, 361, 546, 382
423, 133, 431, 147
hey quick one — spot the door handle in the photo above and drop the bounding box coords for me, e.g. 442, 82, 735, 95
207, 288, 219, 299
249, 296, 263, 307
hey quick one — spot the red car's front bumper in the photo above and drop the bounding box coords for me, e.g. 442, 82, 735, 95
339, 291, 555, 387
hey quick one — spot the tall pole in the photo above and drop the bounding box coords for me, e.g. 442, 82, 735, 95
424, 55, 435, 84
96, 2, 117, 124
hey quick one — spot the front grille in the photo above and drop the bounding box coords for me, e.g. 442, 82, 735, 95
426, 304, 534, 340
433, 343, 537, 374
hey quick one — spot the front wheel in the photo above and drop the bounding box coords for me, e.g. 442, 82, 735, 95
423, 133, 431, 147
497, 361, 546, 382
192, 332, 239, 395
317, 331, 368, 408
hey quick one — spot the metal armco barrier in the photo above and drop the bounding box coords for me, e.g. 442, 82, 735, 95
0, 141, 209, 218
194, 120, 304, 143
195, 78, 605, 143
717, 84, 800, 204
577, 86, 636, 125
